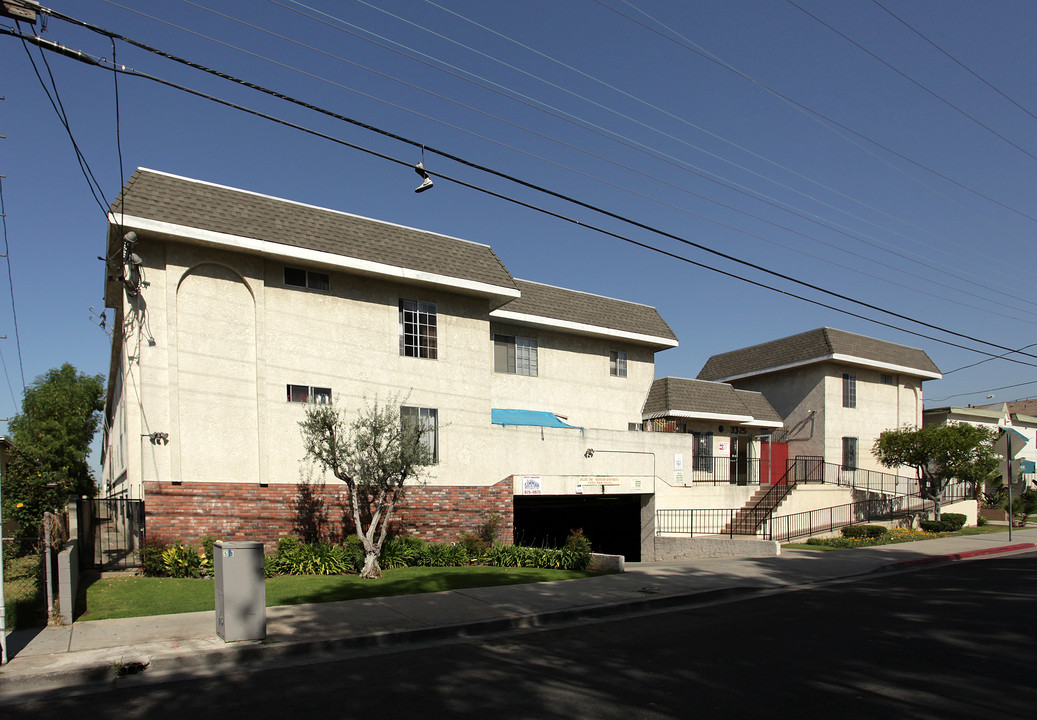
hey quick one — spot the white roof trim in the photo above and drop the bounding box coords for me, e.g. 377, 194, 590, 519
745, 419, 784, 428
713, 353, 941, 382
643, 410, 754, 423
490, 309, 679, 348
111, 214, 521, 301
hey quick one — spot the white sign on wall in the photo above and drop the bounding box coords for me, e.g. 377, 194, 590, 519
673, 453, 684, 471
522, 476, 542, 495
717, 441, 730, 457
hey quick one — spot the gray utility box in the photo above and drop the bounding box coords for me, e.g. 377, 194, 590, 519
214, 541, 266, 642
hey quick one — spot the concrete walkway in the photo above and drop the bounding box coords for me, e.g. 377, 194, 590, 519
2, 527, 1035, 699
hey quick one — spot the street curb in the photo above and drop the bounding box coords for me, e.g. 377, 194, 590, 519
0, 585, 765, 699
4, 542, 1035, 700
873, 543, 1036, 572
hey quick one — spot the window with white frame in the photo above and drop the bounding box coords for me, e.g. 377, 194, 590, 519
284, 266, 330, 291
842, 436, 858, 470
494, 334, 538, 376
287, 384, 332, 404
842, 373, 857, 408
610, 350, 628, 377
399, 299, 438, 359
401, 406, 438, 463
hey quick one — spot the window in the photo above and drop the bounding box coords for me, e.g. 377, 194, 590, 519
842, 437, 858, 471
692, 431, 713, 472
401, 406, 438, 463
284, 266, 330, 291
287, 384, 332, 404
881, 373, 895, 385
399, 299, 437, 359
494, 334, 538, 376
610, 350, 628, 377
842, 373, 857, 408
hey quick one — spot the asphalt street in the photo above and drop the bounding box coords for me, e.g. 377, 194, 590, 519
7, 551, 1036, 719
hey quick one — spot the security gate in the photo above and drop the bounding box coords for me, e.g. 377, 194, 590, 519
76, 498, 145, 570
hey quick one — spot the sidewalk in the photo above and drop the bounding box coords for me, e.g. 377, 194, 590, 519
2, 527, 1035, 699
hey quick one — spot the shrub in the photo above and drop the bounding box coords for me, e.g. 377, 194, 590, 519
977, 515, 989, 527
841, 525, 887, 539
919, 520, 950, 533
139, 538, 169, 577
343, 534, 365, 573
162, 541, 204, 578
270, 538, 351, 575
941, 513, 967, 531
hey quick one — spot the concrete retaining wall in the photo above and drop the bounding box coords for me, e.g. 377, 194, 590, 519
653, 536, 779, 560
587, 553, 625, 573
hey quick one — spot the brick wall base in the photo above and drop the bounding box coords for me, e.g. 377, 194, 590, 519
142, 479, 514, 549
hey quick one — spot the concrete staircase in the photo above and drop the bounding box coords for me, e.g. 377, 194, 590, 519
722, 483, 795, 535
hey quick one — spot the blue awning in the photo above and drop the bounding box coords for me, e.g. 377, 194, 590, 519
492, 408, 583, 431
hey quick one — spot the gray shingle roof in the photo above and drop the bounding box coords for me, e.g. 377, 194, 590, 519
697, 327, 941, 381
494, 279, 678, 347
642, 377, 779, 425
109, 168, 517, 292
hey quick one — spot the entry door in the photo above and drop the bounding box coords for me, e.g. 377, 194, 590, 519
730, 436, 749, 485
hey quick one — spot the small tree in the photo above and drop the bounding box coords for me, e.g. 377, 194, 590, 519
873, 423, 998, 519
3, 363, 105, 538
299, 397, 433, 578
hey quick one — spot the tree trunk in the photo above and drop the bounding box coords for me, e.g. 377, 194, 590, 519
360, 549, 382, 579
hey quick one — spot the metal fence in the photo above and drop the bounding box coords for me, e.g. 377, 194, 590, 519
2, 537, 46, 630
681, 457, 763, 486
765, 495, 933, 542
77, 498, 145, 570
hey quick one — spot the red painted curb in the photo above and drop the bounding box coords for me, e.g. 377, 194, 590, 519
879, 543, 1036, 572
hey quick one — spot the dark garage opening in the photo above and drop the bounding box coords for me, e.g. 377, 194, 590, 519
513, 494, 644, 562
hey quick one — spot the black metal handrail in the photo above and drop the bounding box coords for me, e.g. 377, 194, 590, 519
764, 494, 934, 542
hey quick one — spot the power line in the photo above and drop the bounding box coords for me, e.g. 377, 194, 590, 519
871, 0, 1037, 125
284, 0, 1031, 297
0, 173, 25, 393
101, 0, 1037, 322
785, 0, 1037, 164
597, 0, 1037, 239
5, 22, 1037, 370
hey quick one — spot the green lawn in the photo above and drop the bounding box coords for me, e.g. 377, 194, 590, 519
77, 566, 608, 621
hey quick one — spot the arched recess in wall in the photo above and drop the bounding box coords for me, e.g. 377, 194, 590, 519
176, 263, 260, 484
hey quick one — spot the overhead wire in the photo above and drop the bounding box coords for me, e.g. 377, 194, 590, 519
288, 0, 1029, 295
6, 25, 1037, 372
599, 0, 1037, 232
6, 21, 1037, 371
14, 19, 110, 218
271, 0, 1037, 309
0, 174, 24, 397
785, 0, 1037, 163
870, 0, 1037, 125
114, 0, 1037, 322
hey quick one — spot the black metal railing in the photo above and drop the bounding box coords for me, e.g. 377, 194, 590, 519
77, 498, 145, 570
764, 494, 933, 542
681, 457, 763, 486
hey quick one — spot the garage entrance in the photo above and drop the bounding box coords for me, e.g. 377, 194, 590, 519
513, 494, 645, 562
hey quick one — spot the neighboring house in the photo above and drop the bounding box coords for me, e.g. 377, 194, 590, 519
924, 402, 1037, 482
697, 327, 942, 475
101, 169, 788, 561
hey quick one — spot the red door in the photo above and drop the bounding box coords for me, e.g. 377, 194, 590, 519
760, 440, 789, 485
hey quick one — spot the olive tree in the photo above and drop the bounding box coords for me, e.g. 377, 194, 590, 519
299, 397, 433, 579
873, 423, 998, 519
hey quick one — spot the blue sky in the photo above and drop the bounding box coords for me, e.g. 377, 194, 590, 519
1, 1, 1036, 462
